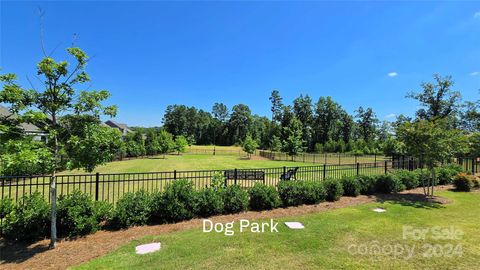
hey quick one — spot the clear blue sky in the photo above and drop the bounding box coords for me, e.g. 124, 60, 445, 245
1, 1, 480, 127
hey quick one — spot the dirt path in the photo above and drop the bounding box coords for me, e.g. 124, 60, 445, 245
0, 185, 453, 270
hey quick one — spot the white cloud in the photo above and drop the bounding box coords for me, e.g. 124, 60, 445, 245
384, 113, 396, 119
388, 72, 398, 77
470, 71, 480, 76
474, 11, 480, 19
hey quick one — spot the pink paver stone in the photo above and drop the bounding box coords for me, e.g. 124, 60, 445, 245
135, 243, 161, 254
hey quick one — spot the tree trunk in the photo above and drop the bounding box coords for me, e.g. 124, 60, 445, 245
49, 113, 58, 249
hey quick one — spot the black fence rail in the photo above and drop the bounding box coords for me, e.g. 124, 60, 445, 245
1, 159, 421, 205
258, 150, 391, 165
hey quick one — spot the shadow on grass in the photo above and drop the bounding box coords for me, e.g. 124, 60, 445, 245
374, 193, 447, 209
0, 238, 50, 264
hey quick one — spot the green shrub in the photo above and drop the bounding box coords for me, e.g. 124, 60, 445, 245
414, 169, 431, 186
152, 179, 198, 223
323, 179, 343, 201
302, 181, 326, 204
473, 178, 480, 189
0, 197, 14, 219
222, 185, 248, 214
453, 173, 475, 192
375, 174, 405, 193
277, 181, 325, 206
114, 190, 152, 228
356, 175, 377, 195
248, 183, 281, 211
93, 200, 113, 227
195, 188, 224, 217
392, 170, 419, 190
340, 176, 361, 197
1, 192, 50, 241
436, 164, 463, 185
57, 190, 99, 237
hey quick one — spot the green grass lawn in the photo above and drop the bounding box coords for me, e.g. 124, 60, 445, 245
67, 154, 312, 174
75, 191, 480, 269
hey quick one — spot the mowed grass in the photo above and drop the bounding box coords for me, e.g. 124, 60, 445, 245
75, 191, 480, 270
67, 154, 312, 174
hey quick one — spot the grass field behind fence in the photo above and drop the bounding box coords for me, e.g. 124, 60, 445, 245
1, 154, 391, 204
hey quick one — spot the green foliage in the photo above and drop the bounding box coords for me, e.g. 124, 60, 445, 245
210, 172, 226, 191
374, 174, 406, 193
391, 170, 419, 190
57, 190, 99, 237
158, 130, 175, 155
277, 180, 326, 207
270, 136, 282, 152
151, 179, 197, 223
222, 185, 249, 214
282, 117, 304, 156
248, 183, 281, 211
1, 192, 50, 240
195, 188, 224, 217
113, 190, 152, 228
323, 179, 344, 201
436, 164, 464, 185
356, 175, 377, 195
242, 134, 258, 157
340, 176, 361, 197
453, 173, 475, 192
174, 135, 188, 154
93, 200, 113, 227
0, 139, 54, 176
0, 197, 14, 219
65, 124, 124, 172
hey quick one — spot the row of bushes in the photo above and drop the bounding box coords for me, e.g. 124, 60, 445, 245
0, 164, 468, 241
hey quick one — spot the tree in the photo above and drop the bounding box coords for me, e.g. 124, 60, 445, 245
282, 117, 304, 156
293, 94, 314, 150
0, 47, 117, 248
355, 106, 378, 142
243, 134, 258, 158
65, 124, 124, 172
397, 119, 466, 196
174, 135, 188, 155
314, 97, 341, 144
269, 90, 283, 123
158, 130, 175, 158
228, 104, 252, 144
269, 135, 282, 152
407, 74, 461, 121
212, 102, 229, 122
145, 129, 160, 156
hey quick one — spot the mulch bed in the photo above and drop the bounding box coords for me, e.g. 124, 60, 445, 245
0, 185, 453, 270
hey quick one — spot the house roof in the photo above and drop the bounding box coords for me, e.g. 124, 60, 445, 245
0, 105, 43, 133
104, 120, 132, 133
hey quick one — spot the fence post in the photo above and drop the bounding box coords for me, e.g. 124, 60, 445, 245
174, 170, 177, 180
374, 153, 377, 164
95, 172, 99, 201
283, 166, 286, 179
338, 153, 341, 165
356, 162, 360, 175
323, 164, 326, 180
234, 168, 238, 185
384, 161, 388, 174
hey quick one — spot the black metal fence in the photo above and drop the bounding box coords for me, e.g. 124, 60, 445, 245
1, 159, 421, 205
258, 150, 391, 165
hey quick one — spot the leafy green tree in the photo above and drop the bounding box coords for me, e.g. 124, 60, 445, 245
407, 74, 461, 121
65, 124, 123, 172
158, 130, 175, 158
293, 94, 314, 150
145, 130, 160, 156
174, 135, 188, 155
228, 104, 253, 144
0, 139, 54, 176
243, 134, 259, 158
212, 102, 229, 122
314, 97, 341, 144
0, 47, 117, 248
355, 106, 378, 142
397, 119, 467, 196
269, 90, 283, 123
282, 117, 304, 156
269, 135, 282, 152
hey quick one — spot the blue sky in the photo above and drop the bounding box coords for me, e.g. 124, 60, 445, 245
1, 1, 480, 127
